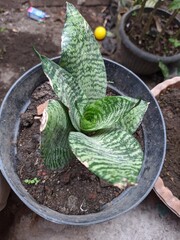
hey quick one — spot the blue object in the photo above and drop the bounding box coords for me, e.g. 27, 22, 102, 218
27, 7, 49, 22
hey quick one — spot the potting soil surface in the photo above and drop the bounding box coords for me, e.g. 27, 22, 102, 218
158, 87, 180, 199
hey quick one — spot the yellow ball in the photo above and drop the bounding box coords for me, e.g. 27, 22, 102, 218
94, 26, 106, 41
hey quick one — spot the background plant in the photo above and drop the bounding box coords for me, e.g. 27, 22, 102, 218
108, 0, 179, 56
129, 0, 180, 48
36, 3, 148, 189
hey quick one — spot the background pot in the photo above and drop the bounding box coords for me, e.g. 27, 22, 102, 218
152, 77, 180, 217
119, 8, 180, 75
0, 57, 166, 225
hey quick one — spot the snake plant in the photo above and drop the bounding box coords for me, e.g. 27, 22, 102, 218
35, 2, 149, 189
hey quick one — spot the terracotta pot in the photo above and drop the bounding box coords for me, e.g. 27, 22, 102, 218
119, 8, 180, 75
152, 77, 180, 217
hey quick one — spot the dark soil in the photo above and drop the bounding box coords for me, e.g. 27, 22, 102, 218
158, 87, 180, 199
0, 30, 60, 72
0, 30, 60, 105
16, 82, 123, 215
125, 10, 180, 56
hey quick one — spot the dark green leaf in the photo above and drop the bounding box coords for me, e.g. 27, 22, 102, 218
34, 50, 89, 130
59, 2, 107, 100
159, 61, 170, 79
169, 0, 180, 10
40, 99, 74, 169
69, 129, 143, 188
80, 96, 148, 133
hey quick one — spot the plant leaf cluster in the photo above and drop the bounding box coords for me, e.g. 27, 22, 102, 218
36, 3, 149, 188
131, 0, 180, 46
24, 178, 40, 185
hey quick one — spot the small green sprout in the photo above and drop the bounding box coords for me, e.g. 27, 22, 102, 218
24, 177, 40, 185
169, 38, 180, 48
0, 27, 6, 33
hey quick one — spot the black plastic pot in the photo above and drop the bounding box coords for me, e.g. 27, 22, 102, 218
119, 8, 180, 75
0, 58, 166, 225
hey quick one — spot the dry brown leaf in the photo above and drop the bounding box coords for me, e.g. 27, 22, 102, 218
153, 15, 162, 33
37, 101, 48, 115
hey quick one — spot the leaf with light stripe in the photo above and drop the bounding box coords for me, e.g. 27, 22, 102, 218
35, 50, 89, 130
69, 130, 143, 188
59, 2, 107, 100
40, 99, 74, 169
80, 96, 148, 133
118, 96, 149, 133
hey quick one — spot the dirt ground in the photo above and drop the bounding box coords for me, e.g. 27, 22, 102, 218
0, 0, 164, 105
0, 1, 179, 240
158, 87, 180, 199
0, 1, 106, 104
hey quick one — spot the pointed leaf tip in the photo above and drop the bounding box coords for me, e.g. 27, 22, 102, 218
66, 1, 74, 11
33, 47, 40, 57
60, 1, 107, 100
33, 47, 46, 62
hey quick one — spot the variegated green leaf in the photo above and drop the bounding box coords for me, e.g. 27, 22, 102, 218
35, 51, 87, 109
145, 0, 159, 8
117, 96, 149, 134
40, 99, 74, 169
169, 0, 180, 10
69, 130, 143, 188
59, 2, 107, 100
80, 96, 148, 133
35, 50, 89, 130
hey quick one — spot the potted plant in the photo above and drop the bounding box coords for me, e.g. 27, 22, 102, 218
0, 3, 166, 225
152, 76, 180, 217
119, 0, 180, 75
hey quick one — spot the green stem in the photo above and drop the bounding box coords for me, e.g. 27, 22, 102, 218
140, 0, 163, 40
136, 0, 149, 22
128, 0, 148, 36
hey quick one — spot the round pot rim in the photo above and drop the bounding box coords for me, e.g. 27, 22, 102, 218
152, 76, 180, 218
0, 57, 166, 225
119, 7, 180, 63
